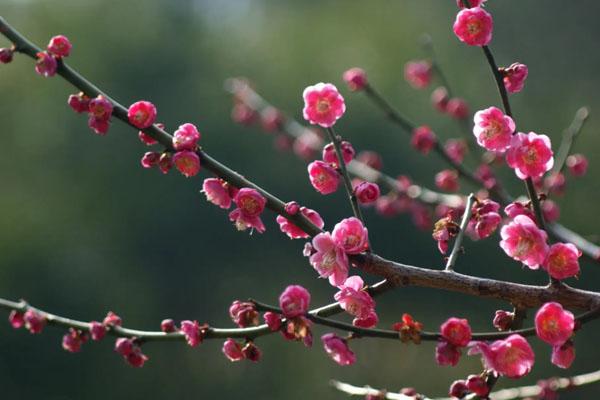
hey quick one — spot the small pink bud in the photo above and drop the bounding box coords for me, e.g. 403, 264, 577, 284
302, 83, 346, 128
284, 201, 300, 215
435, 169, 460, 192
356, 151, 383, 171
551, 340, 575, 369
229, 301, 259, 328
158, 152, 173, 174
566, 154, 588, 177
411, 126, 437, 154
404, 60, 432, 89
160, 319, 177, 333
321, 333, 356, 366
8, 310, 25, 329
343, 67, 368, 91
173, 150, 201, 177
492, 310, 514, 331
173, 123, 201, 151
355, 181, 380, 204
431, 86, 449, 112
103, 311, 122, 327
180, 320, 204, 347
47, 35, 72, 58
453, 6, 493, 46
436, 340, 461, 366
241, 341, 262, 362
35, 51, 57, 77
449, 380, 468, 398
89, 321, 106, 341
114, 338, 134, 356
307, 160, 340, 195
506, 132, 554, 180
67, 93, 90, 113
279, 285, 311, 318
502, 63, 528, 94
222, 338, 245, 361
535, 302, 575, 346
263, 312, 282, 331
202, 178, 232, 209
446, 98, 469, 119
141, 152, 160, 169
88, 96, 113, 120
24, 310, 46, 334
62, 328, 86, 353
466, 375, 489, 397
440, 317, 472, 347
0, 47, 14, 64
127, 101, 157, 129
126, 348, 149, 368
322, 141, 355, 167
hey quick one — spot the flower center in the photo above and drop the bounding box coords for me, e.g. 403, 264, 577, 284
467, 20, 482, 36
316, 99, 331, 114
515, 237, 532, 256
523, 147, 538, 165
321, 251, 336, 270
240, 197, 259, 215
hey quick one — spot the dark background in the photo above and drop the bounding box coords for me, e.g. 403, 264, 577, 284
1, 0, 600, 398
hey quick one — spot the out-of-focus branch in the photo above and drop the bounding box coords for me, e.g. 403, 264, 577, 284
445, 193, 476, 271
552, 106, 590, 175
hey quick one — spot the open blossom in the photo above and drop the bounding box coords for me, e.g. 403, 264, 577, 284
202, 178, 232, 209
473, 107, 515, 152
354, 181, 380, 204
321, 333, 356, 366
551, 340, 575, 369
173, 150, 201, 177
47, 35, 72, 58
279, 285, 311, 318
542, 242, 580, 280
229, 188, 267, 233
322, 141, 355, 167
180, 320, 204, 347
343, 67, 368, 91
453, 7, 493, 47
468, 334, 534, 378
309, 232, 349, 286
404, 60, 432, 89
229, 301, 259, 328
467, 199, 502, 240
302, 83, 346, 128
504, 201, 535, 221
393, 313, 424, 344
263, 312, 282, 331
35, 51, 57, 77
435, 169, 459, 192
566, 154, 588, 177
440, 317, 472, 347
281, 315, 313, 347
103, 311, 122, 327
411, 126, 437, 154
127, 101, 157, 129
535, 302, 574, 346
277, 207, 324, 239
222, 339, 245, 361
436, 340, 461, 366
334, 276, 377, 328
89, 95, 113, 120
307, 160, 340, 195
502, 63, 528, 94
506, 132, 554, 179
332, 217, 369, 254
500, 215, 549, 268
173, 123, 201, 151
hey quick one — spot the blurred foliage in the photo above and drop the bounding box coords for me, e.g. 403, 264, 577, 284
1, 0, 600, 398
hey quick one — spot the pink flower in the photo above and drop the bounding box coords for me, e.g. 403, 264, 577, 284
180, 320, 204, 347
449, 380, 468, 398
468, 334, 535, 378
127, 101, 157, 129
140, 152, 160, 169
551, 340, 575, 369
322, 141, 355, 167
68, 92, 90, 113
160, 319, 177, 333
446, 98, 470, 119
173, 123, 201, 151
35, 51, 57, 77
504, 201, 535, 220
114, 338, 134, 356
277, 207, 324, 239
334, 276, 377, 328
444, 139, 468, 163
499, 215, 549, 268
279, 285, 311, 318
89, 321, 106, 340
47, 35, 72, 58
436, 341, 461, 366
24, 310, 46, 334
440, 317, 472, 347
158, 153, 173, 174
88, 116, 110, 135
284, 201, 300, 215
309, 232, 349, 286
467, 199, 502, 240
355, 181, 380, 204
281, 316, 313, 347
343, 67, 368, 91
535, 302, 575, 346
435, 169, 459, 192
8, 311, 24, 329
493, 310, 515, 331
566, 154, 588, 177
332, 217, 369, 254
173, 150, 201, 177
0, 47, 14, 64
307, 160, 340, 194
103, 311, 122, 327
506, 132, 554, 180
404, 60, 432, 89
456, 0, 486, 8
88, 95, 113, 120
222, 339, 245, 361
229, 188, 267, 233
241, 342, 262, 362
263, 312, 282, 331
453, 7, 493, 46
356, 151, 383, 171
202, 178, 232, 209
502, 63, 529, 94
431, 86, 449, 112
433, 216, 459, 254
62, 328, 86, 353
321, 333, 356, 366
302, 83, 346, 128
473, 106, 515, 152
542, 243, 580, 280
114, 339, 148, 368
229, 300, 259, 328
466, 375, 490, 397
411, 126, 437, 154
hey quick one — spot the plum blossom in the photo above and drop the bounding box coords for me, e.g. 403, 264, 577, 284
411, 126, 437, 154
47, 35, 72, 58
302, 83, 346, 128
354, 181, 380, 204
332, 217, 369, 254
222, 338, 245, 361
202, 178, 233, 209
279, 285, 311, 318
127, 101, 157, 129
173, 150, 201, 177
173, 123, 201, 151
566, 154, 588, 177
542, 242, 580, 280
506, 132, 554, 180
307, 160, 340, 195
309, 232, 349, 286
229, 188, 267, 233
551, 340, 575, 369
499, 215, 549, 268
502, 63, 528, 94
35, 51, 57, 77
453, 7, 493, 46
322, 141, 355, 167
404, 60, 432, 89
321, 333, 356, 366
440, 317, 472, 347
473, 106, 515, 152
535, 302, 575, 346
276, 207, 324, 239
468, 334, 535, 378
334, 276, 377, 328
343, 67, 368, 91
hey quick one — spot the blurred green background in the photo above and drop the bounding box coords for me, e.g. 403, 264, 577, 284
1, 0, 600, 398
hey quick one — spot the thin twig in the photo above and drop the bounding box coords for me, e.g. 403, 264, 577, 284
445, 193, 476, 271
552, 106, 590, 175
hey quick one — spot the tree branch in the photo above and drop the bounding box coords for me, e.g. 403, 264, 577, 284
445, 193, 476, 271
